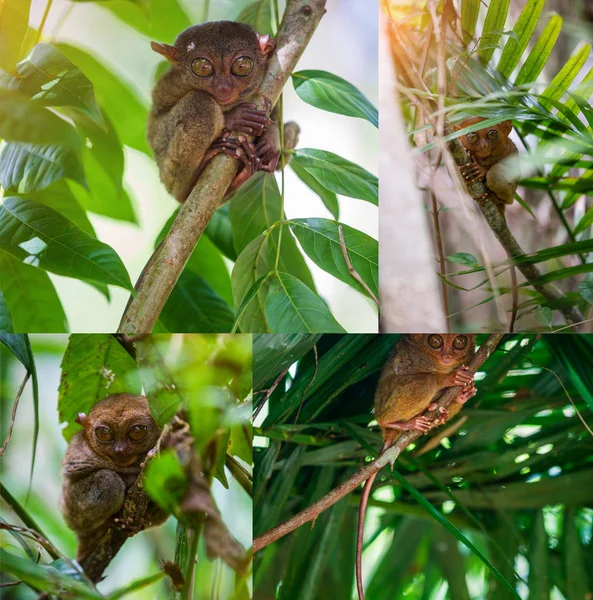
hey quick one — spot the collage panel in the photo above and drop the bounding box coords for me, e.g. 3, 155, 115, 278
380, 0, 593, 333
253, 333, 593, 599
0, 0, 378, 335
0, 333, 253, 599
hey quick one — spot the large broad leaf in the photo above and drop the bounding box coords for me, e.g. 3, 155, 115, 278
58, 334, 141, 440
290, 218, 378, 298
0, 0, 31, 75
292, 149, 378, 205
15, 180, 94, 236
0, 89, 81, 147
0, 197, 133, 290
292, 70, 378, 127
159, 270, 234, 333
290, 158, 339, 220
236, 0, 273, 35
56, 43, 151, 155
229, 172, 315, 290
69, 111, 137, 223
0, 43, 102, 124
265, 272, 346, 333
0, 251, 68, 332
0, 141, 86, 193
205, 203, 237, 260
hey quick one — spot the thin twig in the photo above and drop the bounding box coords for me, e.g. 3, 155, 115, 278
0, 372, 30, 458
252, 334, 504, 552
253, 369, 288, 420
118, 0, 327, 334
338, 225, 379, 306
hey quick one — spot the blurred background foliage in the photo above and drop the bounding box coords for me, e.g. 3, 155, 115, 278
385, 0, 593, 331
0, 0, 378, 334
0, 333, 252, 599
253, 333, 593, 599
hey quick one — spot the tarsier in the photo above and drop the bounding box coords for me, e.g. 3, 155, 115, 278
61, 394, 165, 562
455, 117, 519, 214
148, 21, 283, 202
356, 334, 477, 600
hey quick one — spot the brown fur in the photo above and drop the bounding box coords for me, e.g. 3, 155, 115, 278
455, 117, 519, 211
148, 21, 277, 202
61, 394, 163, 561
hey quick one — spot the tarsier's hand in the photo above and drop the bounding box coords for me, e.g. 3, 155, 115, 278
223, 103, 270, 137
460, 161, 488, 183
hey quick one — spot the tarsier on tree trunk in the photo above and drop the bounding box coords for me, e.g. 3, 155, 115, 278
356, 334, 477, 600
61, 394, 166, 563
455, 117, 519, 214
148, 21, 291, 202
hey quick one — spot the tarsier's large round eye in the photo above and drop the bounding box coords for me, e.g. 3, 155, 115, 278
191, 58, 213, 77
129, 424, 147, 441
231, 56, 254, 77
465, 132, 478, 143
95, 427, 113, 443
453, 335, 468, 350
486, 129, 499, 140
427, 334, 443, 349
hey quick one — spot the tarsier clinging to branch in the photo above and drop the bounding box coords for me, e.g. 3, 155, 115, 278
356, 334, 477, 600
61, 394, 166, 562
148, 21, 283, 202
455, 117, 519, 215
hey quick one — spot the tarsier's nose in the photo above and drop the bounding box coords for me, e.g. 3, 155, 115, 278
215, 80, 233, 101
114, 443, 126, 455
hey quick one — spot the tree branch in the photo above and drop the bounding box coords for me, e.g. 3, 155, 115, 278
118, 0, 327, 334
252, 333, 504, 553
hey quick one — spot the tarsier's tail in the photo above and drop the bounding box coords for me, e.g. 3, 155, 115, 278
356, 438, 393, 600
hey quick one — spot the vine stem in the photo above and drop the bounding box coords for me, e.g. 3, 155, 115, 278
34, 0, 53, 46
253, 334, 504, 552
117, 0, 328, 335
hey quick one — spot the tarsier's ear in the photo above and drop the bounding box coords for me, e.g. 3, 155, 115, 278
75, 412, 89, 426
151, 41, 180, 63
498, 120, 513, 137
258, 34, 275, 57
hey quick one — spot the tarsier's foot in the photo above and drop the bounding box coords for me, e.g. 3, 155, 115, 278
223, 103, 271, 136
112, 516, 143, 535
385, 415, 433, 434
206, 136, 258, 172
450, 365, 474, 388
456, 384, 477, 405
460, 162, 488, 182
139, 447, 157, 470
255, 138, 280, 172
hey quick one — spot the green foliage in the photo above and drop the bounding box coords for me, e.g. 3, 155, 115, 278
0, 0, 378, 333
253, 333, 593, 599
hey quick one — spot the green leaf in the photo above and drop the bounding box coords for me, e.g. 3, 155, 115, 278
498, 0, 545, 78
159, 270, 234, 333
541, 43, 592, 109
290, 157, 339, 220
0, 290, 14, 333
515, 14, 562, 86
0, 549, 102, 599
265, 272, 346, 333
0, 89, 81, 147
461, 0, 481, 43
448, 252, 480, 268
206, 203, 237, 261
144, 450, 188, 514
292, 70, 378, 127
0, 0, 31, 75
58, 334, 141, 440
0, 141, 86, 193
574, 205, 593, 235
564, 67, 593, 118
69, 111, 137, 223
0, 196, 133, 290
232, 274, 271, 333
478, 0, 511, 64
292, 149, 378, 205
290, 218, 378, 298
0, 251, 68, 332
16, 180, 95, 236
56, 43, 151, 155
236, 0, 273, 36
0, 43, 102, 124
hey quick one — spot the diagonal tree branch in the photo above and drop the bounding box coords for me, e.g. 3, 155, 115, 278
252, 333, 504, 552
118, 0, 327, 334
